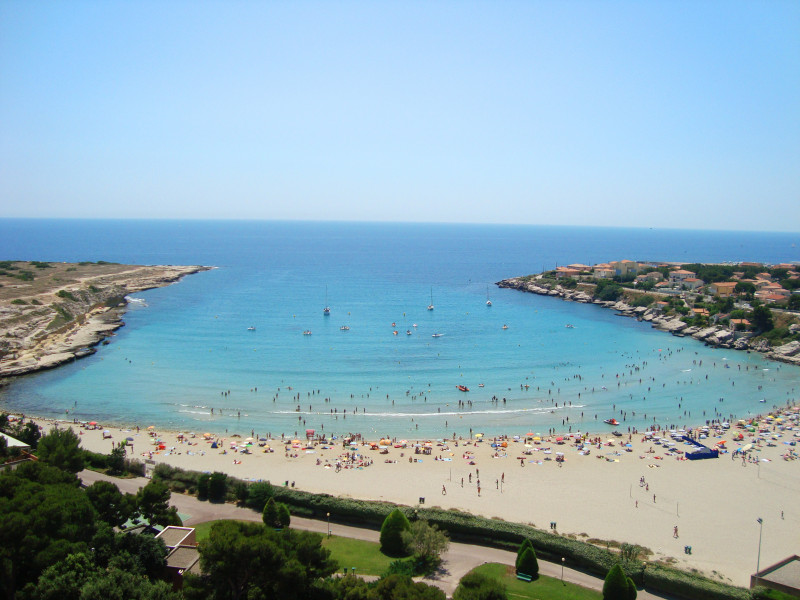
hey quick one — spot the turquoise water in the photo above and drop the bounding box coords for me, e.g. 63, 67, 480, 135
1, 220, 798, 439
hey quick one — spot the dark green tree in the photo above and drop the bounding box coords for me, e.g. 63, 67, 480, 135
232, 481, 248, 506
208, 472, 228, 503
626, 576, 638, 600
20, 552, 100, 600
372, 574, 446, 600
10, 421, 41, 449
452, 571, 507, 600
106, 445, 127, 475
263, 497, 279, 528
603, 564, 631, 600
198, 520, 336, 600
0, 463, 96, 599
379, 508, 412, 556
77, 563, 179, 599
135, 480, 180, 528
197, 473, 210, 500
516, 547, 538, 578
245, 481, 274, 510
85, 480, 135, 527
37, 428, 84, 472
277, 502, 291, 528
515, 538, 533, 572
751, 305, 774, 332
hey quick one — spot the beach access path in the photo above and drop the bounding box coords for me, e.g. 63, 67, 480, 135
80, 470, 678, 599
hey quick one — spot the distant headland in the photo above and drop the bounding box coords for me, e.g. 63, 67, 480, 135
0, 261, 211, 377
498, 259, 800, 366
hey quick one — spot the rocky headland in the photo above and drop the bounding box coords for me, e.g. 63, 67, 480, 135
497, 276, 800, 367
0, 262, 212, 378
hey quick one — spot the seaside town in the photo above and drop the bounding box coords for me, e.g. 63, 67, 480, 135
500, 259, 800, 366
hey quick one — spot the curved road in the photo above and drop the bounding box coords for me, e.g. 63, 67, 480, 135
80, 470, 677, 599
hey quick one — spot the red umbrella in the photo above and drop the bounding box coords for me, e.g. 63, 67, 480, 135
89, 421, 97, 426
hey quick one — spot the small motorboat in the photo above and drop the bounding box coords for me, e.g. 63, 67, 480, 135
431, 333, 443, 338
457, 385, 470, 392
340, 326, 350, 331
303, 330, 312, 336
478, 383, 485, 388
565, 324, 575, 328
604, 418, 620, 425
406, 330, 412, 335
247, 326, 256, 331
502, 324, 509, 330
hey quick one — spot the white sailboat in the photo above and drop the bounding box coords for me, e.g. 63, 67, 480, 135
486, 285, 492, 306
323, 285, 330, 315
427, 287, 434, 311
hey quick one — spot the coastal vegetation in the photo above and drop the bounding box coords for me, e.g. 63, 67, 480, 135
144, 461, 751, 600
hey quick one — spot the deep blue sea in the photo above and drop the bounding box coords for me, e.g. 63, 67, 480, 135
1, 219, 798, 439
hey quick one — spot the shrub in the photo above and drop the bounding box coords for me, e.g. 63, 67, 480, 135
246, 481, 274, 510
263, 497, 279, 528
380, 508, 412, 556
208, 472, 227, 502
516, 547, 538, 578
515, 538, 533, 571
453, 571, 507, 600
603, 564, 630, 600
277, 503, 291, 528
197, 473, 210, 500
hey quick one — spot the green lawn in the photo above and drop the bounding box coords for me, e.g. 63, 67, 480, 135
469, 563, 602, 600
322, 535, 408, 576
191, 520, 402, 577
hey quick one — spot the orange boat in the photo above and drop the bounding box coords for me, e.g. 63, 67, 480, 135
456, 385, 469, 392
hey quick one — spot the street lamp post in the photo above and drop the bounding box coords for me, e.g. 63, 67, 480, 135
327, 512, 331, 537
561, 557, 565, 583
642, 562, 647, 587
756, 518, 763, 574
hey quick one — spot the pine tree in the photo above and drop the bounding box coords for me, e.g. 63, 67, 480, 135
277, 503, 291, 528
516, 547, 539, 578
603, 564, 630, 600
262, 497, 279, 528
515, 538, 533, 572
379, 508, 412, 556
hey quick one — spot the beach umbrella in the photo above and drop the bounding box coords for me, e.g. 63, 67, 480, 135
147, 425, 155, 430
245, 437, 254, 442
89, 421, 98, 426
126, 437, 134, 442
475, 433, 483, 438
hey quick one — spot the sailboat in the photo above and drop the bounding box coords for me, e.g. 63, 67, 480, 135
427, 287, 434, 311
323, 286, 330, 315
486, 285, 492, 306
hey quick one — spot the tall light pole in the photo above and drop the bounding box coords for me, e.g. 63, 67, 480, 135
756, 518, 763, 574
561, 557, 565, 583
327, 512, 331, 537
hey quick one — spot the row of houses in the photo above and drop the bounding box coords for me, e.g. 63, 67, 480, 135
554, 261, 799, 304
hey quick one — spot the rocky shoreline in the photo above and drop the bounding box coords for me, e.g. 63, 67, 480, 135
0, 264, 212, 378
497, 276, 800, 367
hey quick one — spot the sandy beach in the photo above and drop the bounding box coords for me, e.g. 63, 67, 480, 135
26, 406, 800, 589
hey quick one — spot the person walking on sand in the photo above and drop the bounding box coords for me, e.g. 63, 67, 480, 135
442, 485, 447, 495
673, 525, 679, 538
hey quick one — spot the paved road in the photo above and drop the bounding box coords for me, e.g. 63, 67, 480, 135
80, 470, 676, 598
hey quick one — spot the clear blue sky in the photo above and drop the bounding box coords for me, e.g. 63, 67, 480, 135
1, 1, 798, 230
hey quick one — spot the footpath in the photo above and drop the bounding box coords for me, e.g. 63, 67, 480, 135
80, 470, 677, 599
